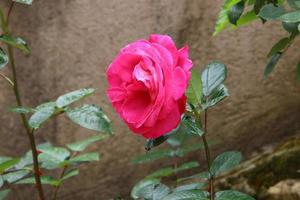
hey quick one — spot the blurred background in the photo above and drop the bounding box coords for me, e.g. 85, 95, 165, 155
0, 0, 299, 199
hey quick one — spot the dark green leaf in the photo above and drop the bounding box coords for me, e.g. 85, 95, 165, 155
9, 106, 35, 114
288, 0, 300, 9
131, 149, 174, 164
177, 161, 199, 172
258, 4, 285, 20
201, 84, 229, 109
215, 190, 255, 200
145, 135, 170, 151
210, 151, 242, 176
66, 134, 107, 152
186, 69, 202, 106
282, 22, 300, 33
202, 62, 227, 96
280, 11, 300, 23
0, 158, 20, 173
56, 88, 95, 108
174, 183, 206, 192
2, 170, 29, 183
39, 147, 70, 169
264, 53, 282, 78
0, 35, 30, 54
69, 152, 99, 164
13, 0, 33, 5
267, 37, 290, 58
66, 104, 112, 134
17, 176, 60, 187
228, 1, 245, 25
146, 167, 174, 179
61, 169, 79, 181
182, 117, 203, 136
214, 0, 242, 35
131, 179, 170, 200
297, 60, 300, 83
0, 189, 10, 200
162, 190, 209, 200
29, 103, 56, 129
0, 48, 8, 70
236, 11, 258, 26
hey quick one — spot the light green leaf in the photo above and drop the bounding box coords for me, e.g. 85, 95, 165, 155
297, 60, 300, 83
282, 22, 300, 33
177, 161, 199, 172
2, 170, 29, 183
202, 62, 227, 96
236, 11, 258, 26
131, 149, 174, 164
131, 179, 170, 200
210, 151, 242, 176
0, 189, 10, 200
258, 4, 285, 20
186, 69, 202, 106
0, 176, 3, 188
228, 1, 245, 25
288, 0, 300, 9
182, 117, 203, 137
39, 147, 70, 169
17, 176, 60, 187
162, 190, 209, 200
298, 22, 300, 31
177, 171, 210, 183
14, 151, 33, 169
56, 88, 95, 108
214, 0, 242, 35
146, 167, 174, 179
9, 106, 35, 114
61, 169, 79, 181
0, 48, 8, 70
174, 183, 206, 192
13, 0, 33, 5
67, 134, 107, 152
215, 190, 255, 200
0, 35, 30, 54
264, 53, 282, 78
66, 104, 112, 134
280, 10, 300, 23
69, 152, 99, 163
267, 38, 290, 57
201, 84, 229, 109
0, 158, 20, 173
176, 143, 206, 157
29, 103, 56, 129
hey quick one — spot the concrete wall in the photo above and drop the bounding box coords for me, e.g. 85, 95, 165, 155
0, 0, 299, 199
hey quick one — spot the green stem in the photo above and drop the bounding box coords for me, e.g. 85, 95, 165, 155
4, 3, 45, 200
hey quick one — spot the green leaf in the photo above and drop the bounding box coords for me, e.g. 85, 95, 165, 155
69, 152, 99, 164
2, 170, 29, 183
174, 183, 206, 192
14, 151, 33, 169
288, 0, 300, 9
177, 172, 210, 183
228, 1, 245, 25
17, 176, 60, 187
236, 11, 258, 26
66, 134, 107, 152
0, 176, 3, 188
280, 10, 300, 23
264, 53, 282, 78
282, 22, 300, 33
214, 0, 242, 35
177, 161, 199, 172
162, 190, 209, 200
176, 143, 206, 157
39, 146, 70, 169
258, 4, 285, 20
186, 69, 202, 106
56, 88, 95, 108
267, 37, 290, 58
145, 135, 170, 151
0, 158, 20, 173
66, 104, 112, 134
131, 179, 170, 200
29, 103, 56, 129
0, 35, 30, 54
202, 62, 227, 97
0, 48, 8, 70
298, 22, 300, 31
61, 169, 79, 181
297, 60, 300, 83
131, 149, 174, 164
9, 106, 35, 114
201, 84, 229, 109
146, 167, 174, 179
210, 151, 242, 176
215, 190, 255, 200
13, 0, 33, 5
0, 189, 10, 200
182, 117, 203, 137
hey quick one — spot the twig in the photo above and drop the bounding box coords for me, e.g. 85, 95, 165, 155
0, 72, 14, 86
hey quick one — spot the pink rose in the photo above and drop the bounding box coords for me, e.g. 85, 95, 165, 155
106, 34, 192, 139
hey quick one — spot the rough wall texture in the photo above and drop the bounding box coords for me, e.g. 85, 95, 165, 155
0, 0, 299, 199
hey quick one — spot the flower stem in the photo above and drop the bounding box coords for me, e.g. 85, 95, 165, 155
4, 3, 45, 200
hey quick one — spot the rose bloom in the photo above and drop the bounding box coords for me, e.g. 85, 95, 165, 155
106, 34, 192, 139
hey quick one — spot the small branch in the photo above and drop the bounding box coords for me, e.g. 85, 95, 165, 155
6, 2, 15, 25
0, 72, 14, 86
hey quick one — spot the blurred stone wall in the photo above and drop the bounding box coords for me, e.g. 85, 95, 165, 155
0, 0, 299, 199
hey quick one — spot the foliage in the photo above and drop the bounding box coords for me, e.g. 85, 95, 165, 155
214, 0, 300, 81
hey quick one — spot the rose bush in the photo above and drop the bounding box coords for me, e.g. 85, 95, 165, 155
106, 34, 192, 138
